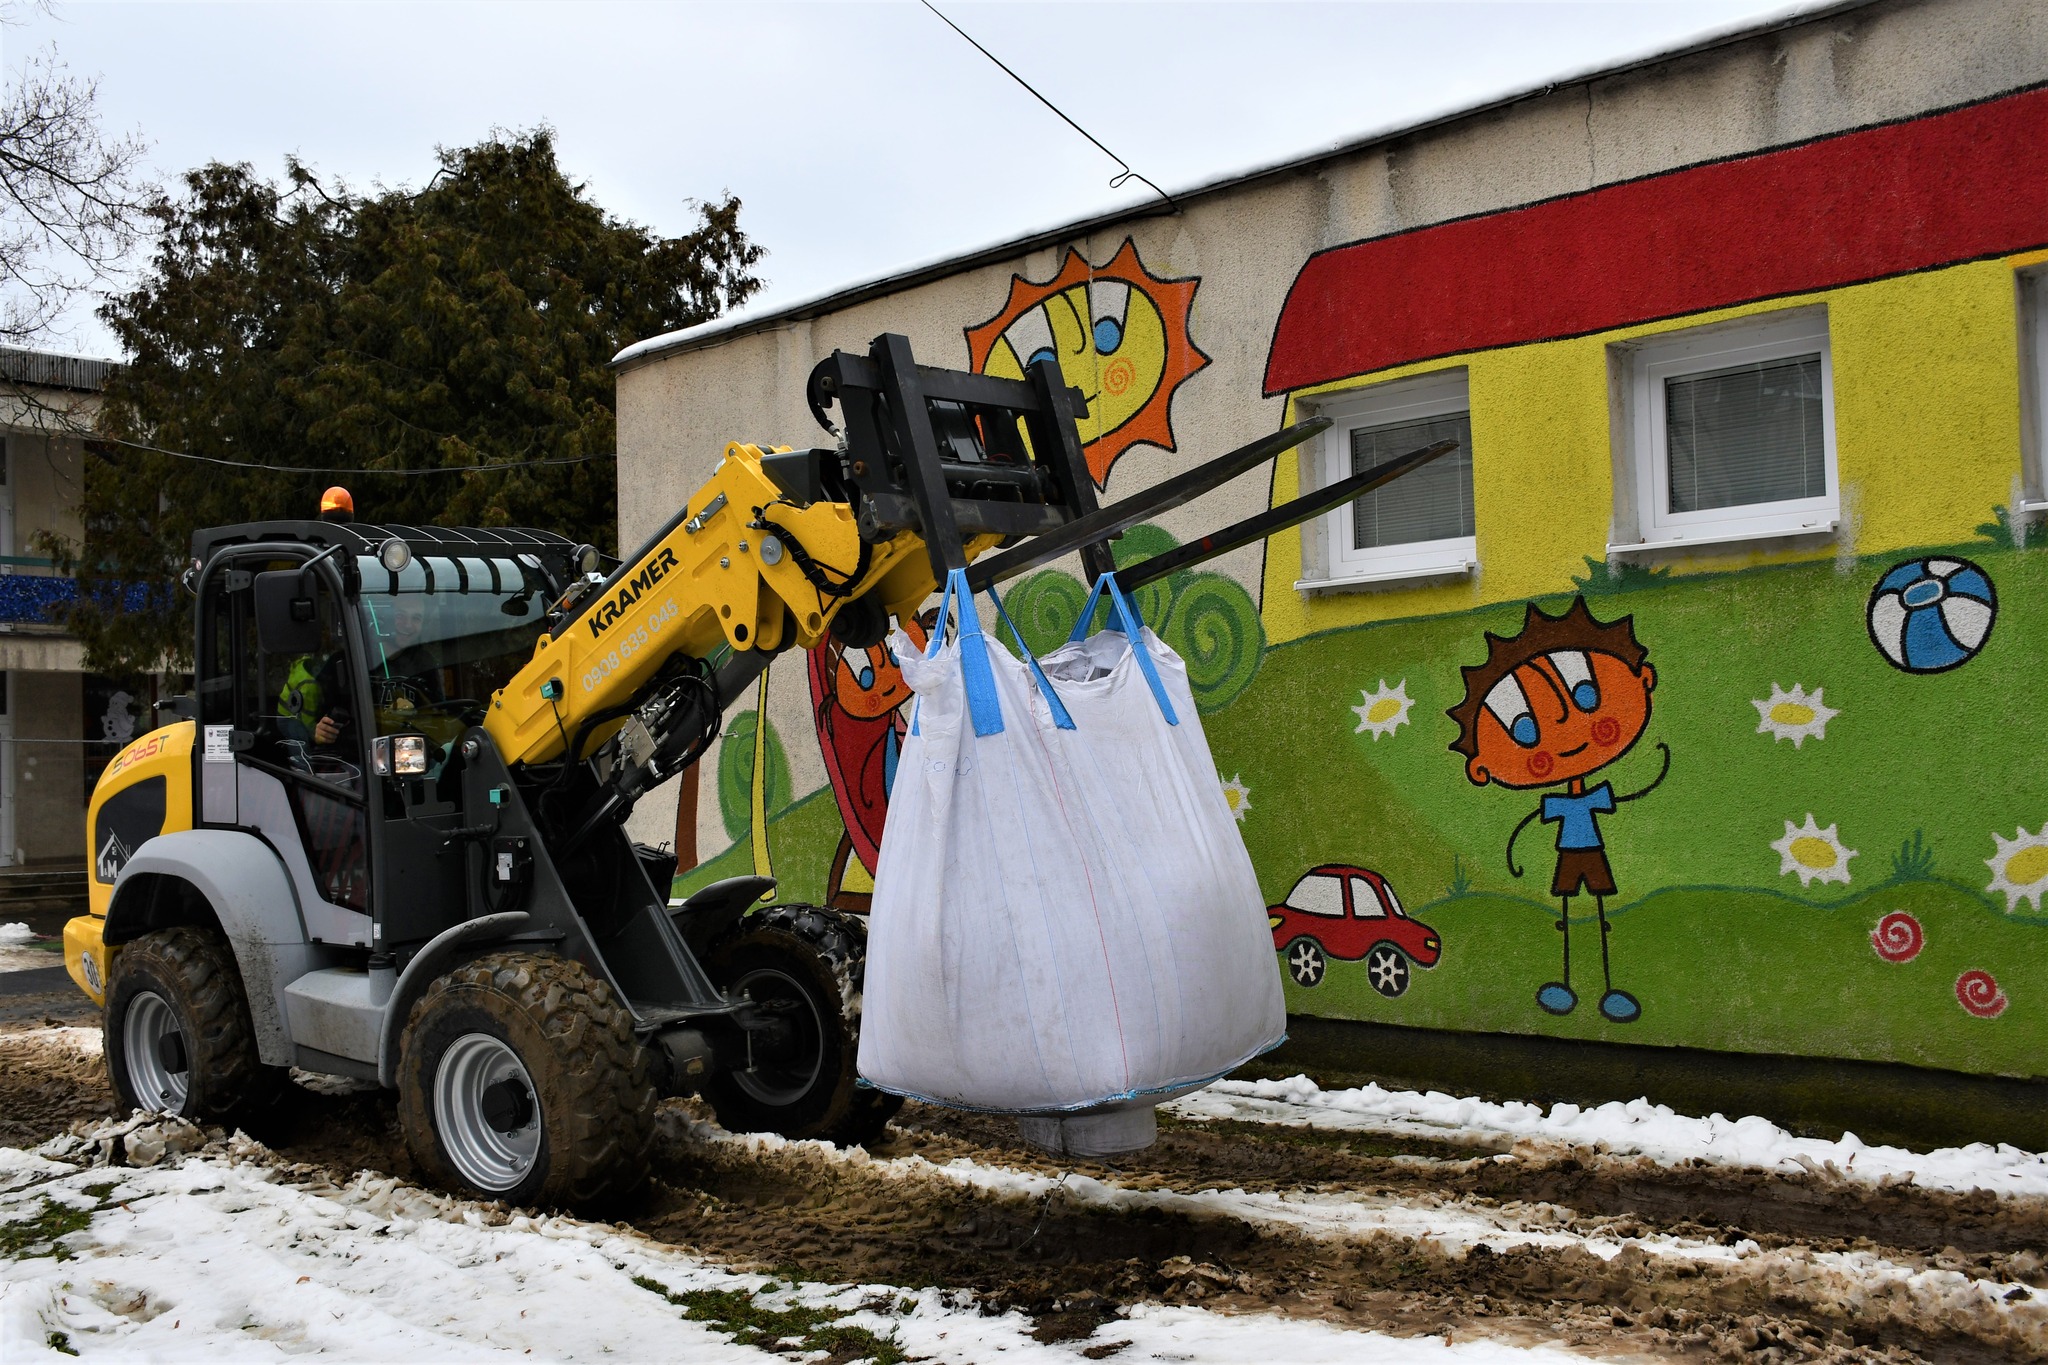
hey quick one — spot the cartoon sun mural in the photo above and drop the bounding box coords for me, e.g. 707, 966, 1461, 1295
1771, 814, 1858, 888
965, 239, 1209, 489
1985, 824, 2048, 913
1353, 679, 1414, 740
1751, 683, 1838, 748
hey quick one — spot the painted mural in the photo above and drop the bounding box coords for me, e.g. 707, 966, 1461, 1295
682, 83, 2048, 1084
965, 238, 1208, 488
1234, 82, 2048, 1081
1448, 598, 1669, 1025
807, 610, 932, 909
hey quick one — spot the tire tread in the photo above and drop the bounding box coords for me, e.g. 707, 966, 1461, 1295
399, 952, 655, 1207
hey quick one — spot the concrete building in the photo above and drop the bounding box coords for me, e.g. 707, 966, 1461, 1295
611, 0, 2048, 1118
0, 348, 132, 874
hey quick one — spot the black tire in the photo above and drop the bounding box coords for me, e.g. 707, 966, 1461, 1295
105, 926, 286, 1124
397, 952, 655, 1208
703, 904, 902, 1145
1284, 936, 1327, 988
1365, 943, 1411, 998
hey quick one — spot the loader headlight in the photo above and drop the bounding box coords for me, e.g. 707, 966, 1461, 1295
373, 734, 429, 776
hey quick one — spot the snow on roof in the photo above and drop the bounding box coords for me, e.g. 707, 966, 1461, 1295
612, 0, 1861, 373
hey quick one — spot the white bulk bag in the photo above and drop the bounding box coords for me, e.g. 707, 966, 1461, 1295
859, 569, 1284, 1151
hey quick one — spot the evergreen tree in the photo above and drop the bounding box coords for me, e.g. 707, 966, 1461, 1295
41, 129, 762, 676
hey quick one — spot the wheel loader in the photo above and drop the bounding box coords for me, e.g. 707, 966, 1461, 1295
62, 333, 1453, 1206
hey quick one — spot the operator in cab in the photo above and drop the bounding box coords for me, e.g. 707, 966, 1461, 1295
275, 488, 365, 764
276, 487, 441, 760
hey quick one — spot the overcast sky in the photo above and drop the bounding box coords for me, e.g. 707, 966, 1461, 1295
11, 0, 1802, 360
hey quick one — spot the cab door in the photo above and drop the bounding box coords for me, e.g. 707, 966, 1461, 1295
196, 557, 375, 947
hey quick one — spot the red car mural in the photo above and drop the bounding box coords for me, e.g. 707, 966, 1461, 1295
1268, 865, 1441, 996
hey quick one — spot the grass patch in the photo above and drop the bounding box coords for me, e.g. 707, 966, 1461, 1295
633, 1275, 908, 1365
0, 1199, 95, 1263
46, 1331, 78, 1356
1889, 829, 1937, 883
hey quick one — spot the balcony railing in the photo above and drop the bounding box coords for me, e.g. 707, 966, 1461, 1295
0, 559, 150, 627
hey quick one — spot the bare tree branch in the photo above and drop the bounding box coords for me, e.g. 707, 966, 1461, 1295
0, 24, 153, 349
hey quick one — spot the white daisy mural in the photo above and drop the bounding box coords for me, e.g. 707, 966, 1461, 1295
1751, 683, 1839, 748
1220, 773, 1251, 824
1986, 824, 2048, 913
1352, 679, 1414, 740
1771, 814, 1858, 888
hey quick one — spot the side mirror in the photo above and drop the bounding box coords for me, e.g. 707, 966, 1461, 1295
253, 571, 322, 657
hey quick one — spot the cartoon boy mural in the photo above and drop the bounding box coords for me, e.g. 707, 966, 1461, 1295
1448, 598, 1670, 1024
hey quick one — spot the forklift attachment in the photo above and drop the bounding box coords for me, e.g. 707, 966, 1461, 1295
1110, 438, 1462, 592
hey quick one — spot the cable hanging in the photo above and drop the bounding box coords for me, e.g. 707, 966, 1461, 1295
919, 0, 1179, 213
89, 432, 614, 476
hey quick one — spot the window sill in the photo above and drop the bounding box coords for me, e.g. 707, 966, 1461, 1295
2017, 500, 2048, 516
1295, 558, 1476, 592
1606, 519, 1838, 558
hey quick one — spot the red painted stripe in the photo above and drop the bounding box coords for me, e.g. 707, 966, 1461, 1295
1263, 86, 2048, 396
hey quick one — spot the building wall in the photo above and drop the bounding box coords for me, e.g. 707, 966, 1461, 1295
12, 669, 84, 863
617, 0, 2048, 1078
1, 384, 102, 866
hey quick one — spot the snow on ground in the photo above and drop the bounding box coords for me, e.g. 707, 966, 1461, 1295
0, 923, 59, 973
1168, 1076, 2048, 1198
10, 1023, 2048, 1360
0, 1127, 1609, 1365
6, 1027, 100, 1057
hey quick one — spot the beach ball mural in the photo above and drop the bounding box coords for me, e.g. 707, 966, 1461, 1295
1866, 557, 1997, 674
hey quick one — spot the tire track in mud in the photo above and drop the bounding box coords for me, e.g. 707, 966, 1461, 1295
636, 1106, 2048, 1363
6, 1025, 2045, 1363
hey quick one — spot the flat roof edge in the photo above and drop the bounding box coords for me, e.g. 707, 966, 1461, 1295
612, 0, 1871, 373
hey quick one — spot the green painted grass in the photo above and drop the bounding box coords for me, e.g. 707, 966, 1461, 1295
1283, 879, 2041, 1076
673, 785, 842, 904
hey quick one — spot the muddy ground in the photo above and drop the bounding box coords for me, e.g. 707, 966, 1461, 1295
4, 1009, 2044, 1365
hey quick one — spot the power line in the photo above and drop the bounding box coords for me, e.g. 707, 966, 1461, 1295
90, 432, 614, 476
919, 1, 1179, 213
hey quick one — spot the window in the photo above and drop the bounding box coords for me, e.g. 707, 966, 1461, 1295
1348, 876, 1386, 918
1614, 309, 1837, 553
1299, 369, 1475, 588
1285, 874, 1345, 917
2022, 269, 2048, 516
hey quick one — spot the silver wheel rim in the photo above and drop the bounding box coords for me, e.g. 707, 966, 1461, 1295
733, 966, 825, 1106
434, 1033, 541, 1192
122, 990, 189, 1112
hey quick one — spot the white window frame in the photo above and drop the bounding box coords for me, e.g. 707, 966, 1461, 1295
2020, 268, 2048, 518
1610, 308, 1838, 556
1296, 368, 1475, 591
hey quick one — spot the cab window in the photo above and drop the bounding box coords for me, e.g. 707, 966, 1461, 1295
236, 563, 362, 790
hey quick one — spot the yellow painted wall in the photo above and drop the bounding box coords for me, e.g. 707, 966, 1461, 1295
1260, 252, 2036, 646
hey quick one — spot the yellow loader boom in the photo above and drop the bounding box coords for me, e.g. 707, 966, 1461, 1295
484, 441, 942, 770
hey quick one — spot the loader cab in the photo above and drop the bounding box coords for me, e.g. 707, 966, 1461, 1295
188, 522, 578, 953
